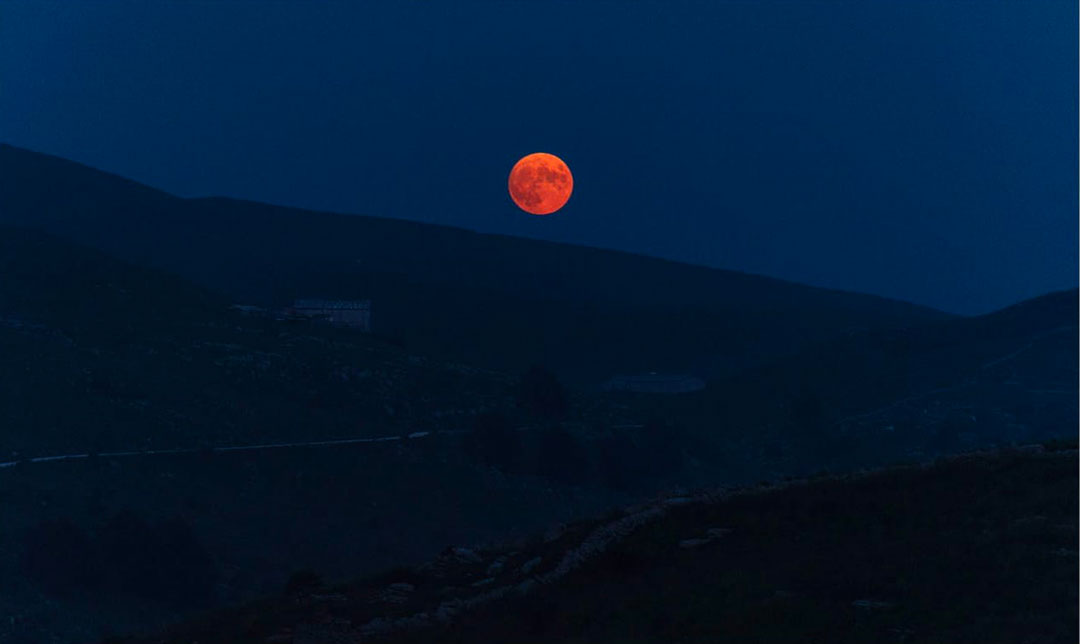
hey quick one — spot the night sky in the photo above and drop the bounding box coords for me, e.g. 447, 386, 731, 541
1, 1, 1075, 314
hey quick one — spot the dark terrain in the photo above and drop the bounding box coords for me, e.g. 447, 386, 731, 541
122, 444, 1079, 644
0, 146, 1075, 643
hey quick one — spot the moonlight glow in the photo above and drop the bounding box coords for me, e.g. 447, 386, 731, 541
508, 152, 573, 215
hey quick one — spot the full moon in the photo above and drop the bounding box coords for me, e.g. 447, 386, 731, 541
508, 152, 573, 215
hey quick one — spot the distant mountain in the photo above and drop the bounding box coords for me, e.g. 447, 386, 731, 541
651, 287, 1078, 476
0, 144, 951, 385
122, 445, 1079, 644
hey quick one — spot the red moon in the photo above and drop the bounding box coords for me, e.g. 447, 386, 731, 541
508, 152, 573, 215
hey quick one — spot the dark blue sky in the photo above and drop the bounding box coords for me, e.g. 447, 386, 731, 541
1, 1, 1075, 314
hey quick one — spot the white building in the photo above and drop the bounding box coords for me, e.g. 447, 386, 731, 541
285, 299, 371, 331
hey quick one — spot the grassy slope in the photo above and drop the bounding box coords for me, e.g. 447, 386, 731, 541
135, 445, 1078, 644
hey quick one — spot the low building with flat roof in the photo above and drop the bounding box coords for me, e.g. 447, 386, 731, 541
284, 299, 371, 331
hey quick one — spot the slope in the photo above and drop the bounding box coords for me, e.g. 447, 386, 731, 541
124, 444, 1078, 644
0, 144, 951, 385
632, 288, 1078, 477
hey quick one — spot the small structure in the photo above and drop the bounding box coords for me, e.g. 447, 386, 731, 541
602, 372, 706, 394
284, 299, 371, 331
229, 304, 268, 316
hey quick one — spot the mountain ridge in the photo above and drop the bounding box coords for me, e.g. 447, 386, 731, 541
119, 444, 1079, 644
0, 143, 952, 385
0, 142, 947, 313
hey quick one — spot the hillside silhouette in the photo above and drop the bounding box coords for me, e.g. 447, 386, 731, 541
0, 146, 1074, 644
0, 224, 528, 455
0, 144, 951, 385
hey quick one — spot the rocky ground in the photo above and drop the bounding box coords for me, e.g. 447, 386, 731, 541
117, 443, 1078, 644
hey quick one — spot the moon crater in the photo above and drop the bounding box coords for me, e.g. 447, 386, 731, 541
508, 152, 573, 215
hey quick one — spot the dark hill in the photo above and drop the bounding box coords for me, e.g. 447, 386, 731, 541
640, 288, 1078, 477
123, 445, 1079, 644
0, 144, 950, 384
